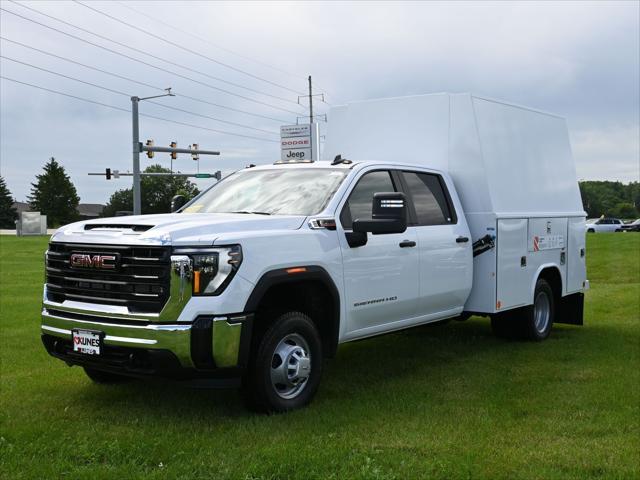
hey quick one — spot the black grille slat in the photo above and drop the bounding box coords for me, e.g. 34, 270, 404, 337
46, 242, 170, 313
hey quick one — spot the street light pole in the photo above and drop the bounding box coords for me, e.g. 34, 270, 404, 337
131, 88, 174, 215
131, 96, 141, 215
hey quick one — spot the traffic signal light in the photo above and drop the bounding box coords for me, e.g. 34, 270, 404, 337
146, 139, 154, 158
105, 168, 111, 180
170, 141, 177, 160
191, 143, 199, 161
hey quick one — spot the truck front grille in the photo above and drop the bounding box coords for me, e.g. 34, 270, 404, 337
46, 242, 171, 314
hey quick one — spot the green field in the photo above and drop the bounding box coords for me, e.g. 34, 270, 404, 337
1, 234, 638, 479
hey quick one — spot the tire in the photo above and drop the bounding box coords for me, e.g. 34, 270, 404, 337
491, 311, 518, 339
83, 367, 133, 384
587, 228, 595, 233
243, 311, 323, 413
520, 278, 555, 341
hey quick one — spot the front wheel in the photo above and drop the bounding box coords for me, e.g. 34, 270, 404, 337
243, 312, 323, 413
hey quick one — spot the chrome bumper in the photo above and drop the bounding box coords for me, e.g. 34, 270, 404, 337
41, 308, 249, 369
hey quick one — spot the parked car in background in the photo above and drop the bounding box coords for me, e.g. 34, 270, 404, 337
586, 218, 624, 232
621, 219, 640, 232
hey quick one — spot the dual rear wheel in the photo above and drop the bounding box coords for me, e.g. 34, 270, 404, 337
491, 278, 555, 341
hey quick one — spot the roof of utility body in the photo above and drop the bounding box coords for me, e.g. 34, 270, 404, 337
323, 92, 584, 217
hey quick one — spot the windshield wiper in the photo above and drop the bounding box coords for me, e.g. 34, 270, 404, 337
230, 211, 272, 215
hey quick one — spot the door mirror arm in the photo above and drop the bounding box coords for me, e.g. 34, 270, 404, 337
344, 192, 408, 248
345, 231, 368, 248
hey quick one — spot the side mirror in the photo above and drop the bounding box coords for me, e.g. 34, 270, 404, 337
347, 192, 408, 247
171, 195, 187, 213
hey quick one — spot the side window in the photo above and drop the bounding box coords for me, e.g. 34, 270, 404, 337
402, 172, 454, 225
340, 171, 396, 229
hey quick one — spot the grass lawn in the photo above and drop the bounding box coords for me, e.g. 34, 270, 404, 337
1, 234, 638, 479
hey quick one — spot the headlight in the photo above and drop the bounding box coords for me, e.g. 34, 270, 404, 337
172, 245, 242, 296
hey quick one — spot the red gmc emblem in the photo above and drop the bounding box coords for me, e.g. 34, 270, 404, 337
70, 253, 118, 269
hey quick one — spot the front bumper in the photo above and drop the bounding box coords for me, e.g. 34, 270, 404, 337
41, 307, 253, 385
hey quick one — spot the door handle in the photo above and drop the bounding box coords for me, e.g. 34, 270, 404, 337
399, 240, 416, 248
456, 236, 469, 243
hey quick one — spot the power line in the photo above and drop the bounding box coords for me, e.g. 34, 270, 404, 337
144, 101, 278, 136
0, 76, 279, 143
73, 0, 305, 97
1, 75, 131, 112
0, 56, 280, 136
1, 55, 131, 96
9, 0, 302, 108
1, 5, 303, 115
113, 1, 341, 105
177, 92, 287, 124
1, 36, 157, 91
115, 1, 308, 85
0, 36, 288, 123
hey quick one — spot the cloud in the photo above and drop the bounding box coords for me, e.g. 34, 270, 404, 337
572, 126, 640, 181
1, 0, 638, 204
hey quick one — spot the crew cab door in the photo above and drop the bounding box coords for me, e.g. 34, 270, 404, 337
337, 169, 420, 338
398, 171, 473, 317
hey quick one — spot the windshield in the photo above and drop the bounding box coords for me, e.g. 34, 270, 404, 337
183, 168, 348, 216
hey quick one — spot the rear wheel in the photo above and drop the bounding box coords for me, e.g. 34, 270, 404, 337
491, 279, 555, 341
243, 311, 322, 413
83, 367, 133, 384
520, 279, 555, 341
587, 228, 595, 233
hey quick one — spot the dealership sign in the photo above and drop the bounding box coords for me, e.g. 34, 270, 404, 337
280, 124, 312, 161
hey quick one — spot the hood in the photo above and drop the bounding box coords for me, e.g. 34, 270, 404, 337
51, 213, 307, 246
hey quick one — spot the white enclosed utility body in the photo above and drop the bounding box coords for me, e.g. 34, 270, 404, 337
324, 93, 588, 316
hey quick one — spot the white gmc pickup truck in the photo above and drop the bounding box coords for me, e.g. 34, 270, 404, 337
41, 94, 588, 412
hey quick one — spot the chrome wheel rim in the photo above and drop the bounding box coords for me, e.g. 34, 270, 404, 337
270, 333, 311, 400
534, 291, 551, 333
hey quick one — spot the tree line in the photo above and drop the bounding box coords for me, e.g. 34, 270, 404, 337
0, 158, 199, 228
579, 181, 639, 219
1, 158, 638, 229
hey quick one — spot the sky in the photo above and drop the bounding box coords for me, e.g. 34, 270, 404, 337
1, 0, 639, 204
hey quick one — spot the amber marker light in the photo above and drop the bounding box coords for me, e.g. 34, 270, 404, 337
193, 270, 201, 294
286, 267, 307, 274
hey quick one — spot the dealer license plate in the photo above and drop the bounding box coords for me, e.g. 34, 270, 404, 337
72, 329, 103, 355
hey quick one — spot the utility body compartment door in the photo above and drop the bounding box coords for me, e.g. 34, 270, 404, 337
566, 217, 586, 294
496, 218, 530, 310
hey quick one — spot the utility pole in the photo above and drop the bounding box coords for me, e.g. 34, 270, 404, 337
308, 75, 314, 125
131, 96, 140, 216
307, 76, 320, 161
131, 88, 174, 215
